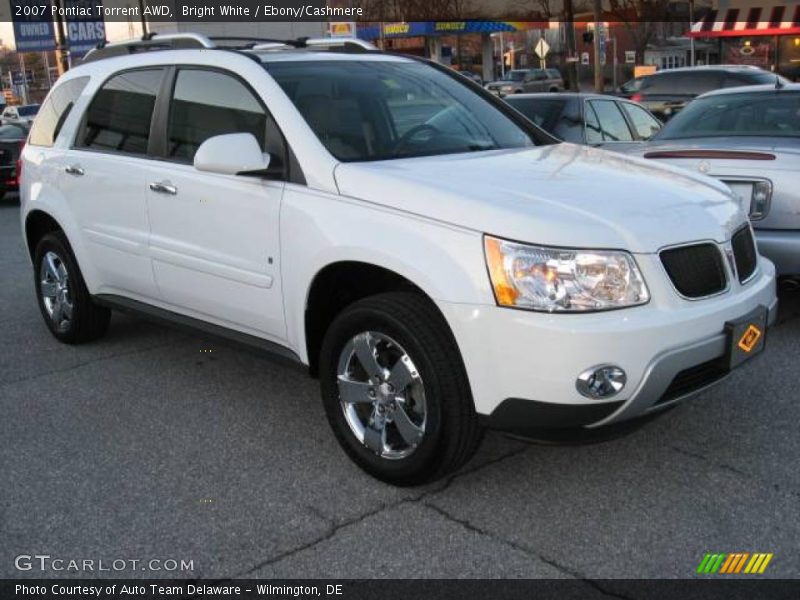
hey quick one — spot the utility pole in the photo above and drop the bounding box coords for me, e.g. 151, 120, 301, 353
18, 53, 28, 104
592, 0, 603, 92
138, 0, 148, 37
43, 51, 52, 89
611, 37, 617, 90
53, 0, 69, 74
689, 0, 696, 66
564, 0, 578, 91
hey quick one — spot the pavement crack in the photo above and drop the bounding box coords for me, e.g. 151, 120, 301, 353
670, 445, 800, 501
422, 502, 640, 599
671, 445, 750, 477
226, 444, 532, 578
234, 501, 392, 577
423, 501, 578, 578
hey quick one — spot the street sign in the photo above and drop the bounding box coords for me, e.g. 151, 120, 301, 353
64, 0, 106, 57
11, 0, 57, 52
534, 38, 550, 59
625, 51, 636, 64
581, 52, 590, 66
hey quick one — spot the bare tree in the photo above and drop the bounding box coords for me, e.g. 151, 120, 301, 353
605, 0, 672, 63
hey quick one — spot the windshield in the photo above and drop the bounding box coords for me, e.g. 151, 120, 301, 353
657, 91, 800, 139
265, 60, 536, 162
17, 105, 39, 116
620, 77, 644, 93
502, 70, 527, 82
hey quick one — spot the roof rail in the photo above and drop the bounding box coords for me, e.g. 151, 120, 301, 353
303, 38, 377, 51
208, 36, 306, 49
82, 32, 214, 63
80, 33, 378, 64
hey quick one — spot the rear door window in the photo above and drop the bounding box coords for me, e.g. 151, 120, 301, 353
77, 69, 164, 155
29, 77, 89, 147
166, 68, 278, 163
584, 103, 603, 144
506, 98, 567, 133
588, 100, 634, 141
620, 102, 662, 140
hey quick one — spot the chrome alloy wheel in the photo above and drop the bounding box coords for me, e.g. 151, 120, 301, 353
337, 331, 427, 460
39, 251, 73, 332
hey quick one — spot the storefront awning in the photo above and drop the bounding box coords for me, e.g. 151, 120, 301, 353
357, 21, 547, 40
689, 5, 800, 37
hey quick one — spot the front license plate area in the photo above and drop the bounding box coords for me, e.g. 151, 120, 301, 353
725, 305, 767, 370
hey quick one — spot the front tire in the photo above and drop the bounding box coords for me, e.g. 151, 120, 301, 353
34, 232, 110, 344
319, 292, 483, 485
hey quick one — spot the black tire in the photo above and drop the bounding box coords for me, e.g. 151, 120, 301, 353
33, 231, 110, 344
319, 292, 483, 486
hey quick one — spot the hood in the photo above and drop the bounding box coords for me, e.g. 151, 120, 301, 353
334, 143, 746, 254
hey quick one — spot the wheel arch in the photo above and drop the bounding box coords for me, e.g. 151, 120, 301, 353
303, 260, 455, 377
25, 209, 65, 260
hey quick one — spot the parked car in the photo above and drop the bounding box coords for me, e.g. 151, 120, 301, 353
2, 104, 40, 126
631, 83, 800, 277
0, 123, 29, 198
630, 66, 788, 120
615, 76, 648, 99
20, 34, 776, 485
505, 93, 662, 147
458, 70, 482, 85
485, 68, 564, 96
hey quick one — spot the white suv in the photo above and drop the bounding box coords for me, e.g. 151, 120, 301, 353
20, 34, 777, 485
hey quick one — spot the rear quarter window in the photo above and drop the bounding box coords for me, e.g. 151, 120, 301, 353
29, 77, 89, 147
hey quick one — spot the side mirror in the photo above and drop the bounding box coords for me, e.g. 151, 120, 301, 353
194, 133, 270, 176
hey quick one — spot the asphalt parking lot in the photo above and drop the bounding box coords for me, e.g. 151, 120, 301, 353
1, 195, 799, 581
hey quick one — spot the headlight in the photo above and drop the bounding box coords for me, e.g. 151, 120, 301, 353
501, 85, 514, 92
484, 236, 650, 312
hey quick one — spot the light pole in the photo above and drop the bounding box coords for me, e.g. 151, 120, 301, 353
138, 0, 148, 37
593, 0, 603, 92
689, 0, 696, 66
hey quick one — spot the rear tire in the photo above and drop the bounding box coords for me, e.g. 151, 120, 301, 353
319, 292, 483, 486
34, 231, 110, 344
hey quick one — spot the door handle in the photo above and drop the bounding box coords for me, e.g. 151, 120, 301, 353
149, 181, 178, 195
65, 165, 84, 176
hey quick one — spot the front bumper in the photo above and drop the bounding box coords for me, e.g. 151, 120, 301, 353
755, 229, 800, 276
438, 257, 777, 432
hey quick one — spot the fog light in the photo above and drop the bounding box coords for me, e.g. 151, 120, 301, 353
576, 365, 626, 399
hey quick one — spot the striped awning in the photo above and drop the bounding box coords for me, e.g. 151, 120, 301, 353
688, 4, 800, 37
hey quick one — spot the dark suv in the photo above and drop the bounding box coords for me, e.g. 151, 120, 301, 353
632, 66, 788, 120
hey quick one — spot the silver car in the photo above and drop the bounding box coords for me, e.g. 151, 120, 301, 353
632, 83, 800, 277
485, 68, 564, 96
